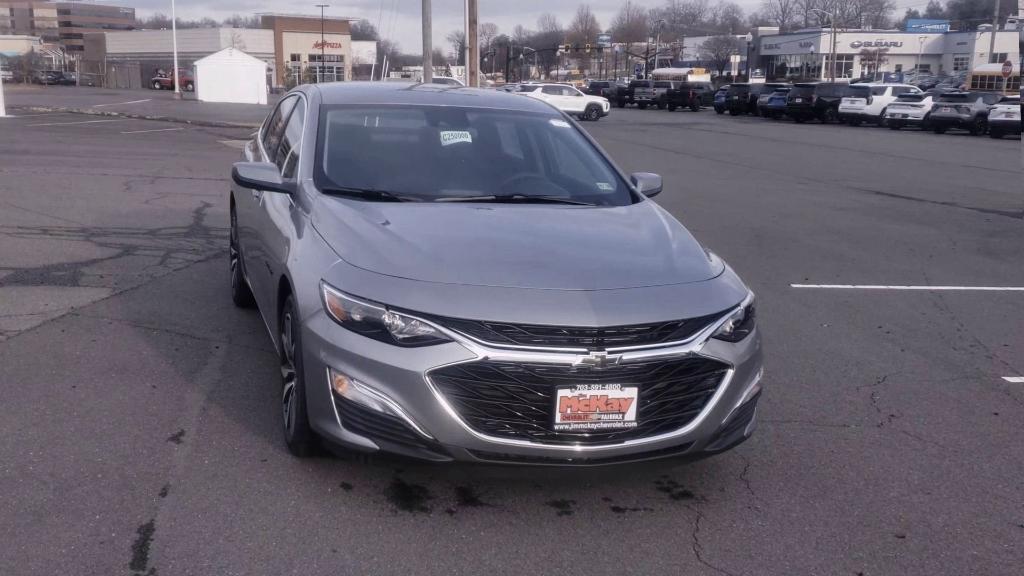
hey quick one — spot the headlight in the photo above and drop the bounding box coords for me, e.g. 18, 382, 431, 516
711, 296, 756, 343
321, 282, 451, 347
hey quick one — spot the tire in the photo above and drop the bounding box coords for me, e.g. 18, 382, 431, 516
185, 82, 194, 92
968, 118, 986, 136
932, 126, 947, 134
877, 108, 888, 127
889, 122, 901, 130
583, 105, 601, 121
794, 116, 806, 123
715, 108, 724, 115
823, 108, 838, 124
728, 108, 740, 116
279, 294, 316, 457
152, 80, 163, 90
690, 103, 700, 112
989, 129, 1004, 139
667, 104, 677, 112
637, 103, 648, 110
617, 100, 626, 108
229, 206, 256, 308
656, 101, 666, 110
847, 118, 862, 127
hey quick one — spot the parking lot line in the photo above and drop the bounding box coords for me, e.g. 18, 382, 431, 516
27, 119, 126, 127
790, 284, 1024, 291
1002, 377, 1024, 383
92, 99, 152, 107
120, 127, 184, 135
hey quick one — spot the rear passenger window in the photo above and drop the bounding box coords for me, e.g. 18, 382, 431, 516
262, 96, 297, 161
276, 99, 305, 179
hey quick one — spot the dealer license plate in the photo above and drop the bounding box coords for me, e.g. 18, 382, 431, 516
554, 384, 639, 432
941, 107, 951, 113
794, 98, 803, 103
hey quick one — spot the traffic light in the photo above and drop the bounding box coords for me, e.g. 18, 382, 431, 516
562, 44, 572, 53
585, 44, 592, 53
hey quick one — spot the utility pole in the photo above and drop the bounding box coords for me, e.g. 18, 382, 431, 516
988, 0, 1001, 65
0, 67, 7, 117
421, 0, 432, 82
171, 0, 181, 99
467, 0, 478, 86
316, 4, 329, 83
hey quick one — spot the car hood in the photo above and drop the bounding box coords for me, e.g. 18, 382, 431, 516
311, 197, 723, 291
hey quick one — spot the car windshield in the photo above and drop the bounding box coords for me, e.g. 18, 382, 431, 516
315, 105, 633, 206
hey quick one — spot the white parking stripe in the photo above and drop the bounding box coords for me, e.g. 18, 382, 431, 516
27, 119, 126, 127
791, 284, 1024, 291
92, 99, 151, 107
1003, 377, 1024, 383
120, 127, 184, 135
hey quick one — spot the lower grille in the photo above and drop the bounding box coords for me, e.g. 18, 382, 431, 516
334, 395, 439, 452
468, 443, 695, 466
429, 357, 729, 445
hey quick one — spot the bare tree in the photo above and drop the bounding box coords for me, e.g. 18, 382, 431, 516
479, 22, 499, 54
351, 20, 380, 41
610, 2, 649, 44
534, 13, 564, 78
858, 46, 888, 79
761, 0, 799, 31
537, 13, 562, 34
711, 2, 746, 33
446, 30, 466, 66
567, 5, 602, 46
699, 34, 742, 76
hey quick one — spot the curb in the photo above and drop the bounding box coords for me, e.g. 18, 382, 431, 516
20, 106, 261, 129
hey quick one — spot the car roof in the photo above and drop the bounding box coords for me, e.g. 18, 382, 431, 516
308, 82, 560, 114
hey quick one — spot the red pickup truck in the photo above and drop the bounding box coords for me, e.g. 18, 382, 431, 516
150, 70, 194, 92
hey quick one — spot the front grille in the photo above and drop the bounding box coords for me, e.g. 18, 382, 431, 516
430, 357, 729, 445
468, 443, 694, 466
427, 311, 728, 350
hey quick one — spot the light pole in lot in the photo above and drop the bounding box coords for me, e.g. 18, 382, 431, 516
171, 0, 181, 99
0, 67, 7, 117
809, 8, 836, 82
316, 4, 329, 83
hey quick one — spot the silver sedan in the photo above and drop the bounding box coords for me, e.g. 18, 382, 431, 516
229, 82, 763, 465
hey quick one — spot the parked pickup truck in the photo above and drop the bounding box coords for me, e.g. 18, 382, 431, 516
629, 80, 656, 108
664, 81, 715, 112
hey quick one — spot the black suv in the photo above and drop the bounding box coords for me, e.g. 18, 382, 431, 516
929, 91, 1003, 135
785, 82, 853, 123
664, 81, 714, 112
725, 83, 790, 115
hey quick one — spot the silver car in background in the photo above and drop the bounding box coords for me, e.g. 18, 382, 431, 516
229, 82, 763, 465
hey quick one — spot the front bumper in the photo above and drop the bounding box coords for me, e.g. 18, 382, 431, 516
988, 118, 1022, 134
300, 307, 764, 465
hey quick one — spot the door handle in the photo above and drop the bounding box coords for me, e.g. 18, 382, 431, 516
251, 189, 260, 200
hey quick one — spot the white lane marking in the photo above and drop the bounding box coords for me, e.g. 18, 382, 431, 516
791, 284, 1024, 291
120, 127, 184, 135
1003, 377, 1024, 383
5, 112, 73, 118
92, 99, 151, 107
27, 119, 126, 127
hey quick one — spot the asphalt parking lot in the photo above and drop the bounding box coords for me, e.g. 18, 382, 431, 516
1, 101, 1021, 576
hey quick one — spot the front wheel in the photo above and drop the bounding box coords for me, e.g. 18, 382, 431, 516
583, 105, 601, 121
279, 294, 316, 457
152, 80, 163, 90
968, 118, 986, 136
229, 207, 255, 308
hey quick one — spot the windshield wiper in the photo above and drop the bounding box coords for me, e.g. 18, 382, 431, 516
321, 187, 416, 202
435, 195, 595, 206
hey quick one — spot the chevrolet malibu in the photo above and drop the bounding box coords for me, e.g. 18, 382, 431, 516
229, 82, 763, 465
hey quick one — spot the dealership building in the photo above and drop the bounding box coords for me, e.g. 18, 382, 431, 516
82, 13, 376, 89
755, 26, 1020, 80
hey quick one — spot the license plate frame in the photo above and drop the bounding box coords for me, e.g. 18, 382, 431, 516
553, 384, 639, 432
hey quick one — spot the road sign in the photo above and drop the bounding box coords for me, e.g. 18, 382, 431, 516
1001, 60, 1013, 79
596, 33, 612, 48
634, 62, 643, 77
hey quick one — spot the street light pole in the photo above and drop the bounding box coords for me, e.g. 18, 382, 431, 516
316, 4, 329, 83
0, 67, 7, 117
171, 0, 181, 99
916, 36, 926, 74
421, 0, 433, 82
810, 8, 836, 82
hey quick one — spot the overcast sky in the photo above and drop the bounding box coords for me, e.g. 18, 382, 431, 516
132, 0, 926, 54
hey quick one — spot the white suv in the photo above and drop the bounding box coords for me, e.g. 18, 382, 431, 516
839, 83, 921, 126
518, 83, 610, 121
987, 95, 1021, 139
885, 90, 942, 130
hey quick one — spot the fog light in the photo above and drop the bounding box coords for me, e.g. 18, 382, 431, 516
328, 368, 432, 439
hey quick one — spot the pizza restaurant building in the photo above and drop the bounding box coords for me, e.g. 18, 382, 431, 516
260, 14, 358, 86
756, 28, 1020, 80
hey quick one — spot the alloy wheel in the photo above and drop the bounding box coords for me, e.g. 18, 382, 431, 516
280, 310, 297, 437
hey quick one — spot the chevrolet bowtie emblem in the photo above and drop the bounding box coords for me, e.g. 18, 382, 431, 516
573, 351, 622, 369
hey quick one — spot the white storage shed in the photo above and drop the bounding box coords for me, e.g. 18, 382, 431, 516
193, 48, 269, 105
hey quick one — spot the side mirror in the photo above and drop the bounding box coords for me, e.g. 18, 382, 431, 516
232, 162, 292, 195
630, 172, 663, 198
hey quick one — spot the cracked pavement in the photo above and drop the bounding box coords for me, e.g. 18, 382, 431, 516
0, 103, 1021, 575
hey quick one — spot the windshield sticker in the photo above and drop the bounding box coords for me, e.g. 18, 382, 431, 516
549, 119, 571, 128
440, 130, 473, 146
596, 182, 614, 191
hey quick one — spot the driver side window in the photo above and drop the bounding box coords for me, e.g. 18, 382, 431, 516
261, 96, 297, 162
